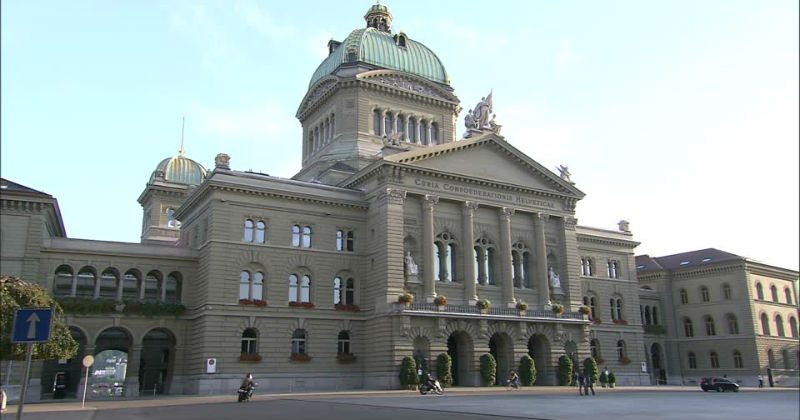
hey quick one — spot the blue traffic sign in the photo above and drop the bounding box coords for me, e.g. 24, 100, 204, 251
11, 308, 53, 343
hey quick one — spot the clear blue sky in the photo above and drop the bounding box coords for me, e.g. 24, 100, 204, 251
2, 0, 798, 270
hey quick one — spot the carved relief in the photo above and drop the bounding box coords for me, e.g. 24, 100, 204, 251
299, 79, 337, 114
378, 187, 407, 203
422, 194, 439, 209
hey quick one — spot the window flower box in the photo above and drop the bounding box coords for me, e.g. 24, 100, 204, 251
289, 301, 315, 309
239, 298, 254, 305
476, 299, 490, 312
619, 357, 632, 365
591, 318, 602, 324
613, 319, 628, 325
516, 301, 529, 312
239, 353, 262, 362
551, 303, 565, 315
336, 353, 357, 364
334, 304, 360, 312
398, 293, 413, 305
578, 305, 591, 315
253, 299, 267, 307
290, 352, 312, 362
434, 295, 447, 306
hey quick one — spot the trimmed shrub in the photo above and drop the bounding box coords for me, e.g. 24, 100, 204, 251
437, 353, 453, 386
599, 371, 609, 387
399, 356, 418, 389
480, 353, 497, 386
583, 357, 599, 385
558, 355, 573, 386
519, 354, 536, 386
608, 372, 616, 387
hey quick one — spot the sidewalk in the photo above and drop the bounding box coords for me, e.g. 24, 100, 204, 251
0, 385, 788, 415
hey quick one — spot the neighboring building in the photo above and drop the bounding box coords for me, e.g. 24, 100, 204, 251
2, 3, 794, 402
636, 249, 799, 387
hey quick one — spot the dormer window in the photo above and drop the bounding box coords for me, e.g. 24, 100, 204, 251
328, 40, 341, 55
395, 33, 407, 48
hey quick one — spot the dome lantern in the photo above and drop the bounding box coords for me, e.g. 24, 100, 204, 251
364, 1, 392, 32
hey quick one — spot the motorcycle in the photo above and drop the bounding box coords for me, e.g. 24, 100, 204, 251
505, 377, 521, 390
237, 383, 256, 402
418, 378, 443, 395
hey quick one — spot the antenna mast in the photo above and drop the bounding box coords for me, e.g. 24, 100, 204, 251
180, 116, 185, 157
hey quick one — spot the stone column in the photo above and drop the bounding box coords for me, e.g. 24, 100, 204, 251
422, 194, 439, 302
403, 116, 409, 142
499, 207, 516, 307
380, 110, 387, 136
71, 273, 78, 296
160, 276, 167, 302
462, 201, 479, 303
533, 213, 550, 308
124, 345, 142, 397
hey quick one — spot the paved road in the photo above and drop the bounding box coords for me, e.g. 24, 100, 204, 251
3, 388, 798, 420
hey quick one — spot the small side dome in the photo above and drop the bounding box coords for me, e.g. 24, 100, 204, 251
150, 155, 207, 186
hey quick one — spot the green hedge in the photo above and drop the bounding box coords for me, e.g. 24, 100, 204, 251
480, 353, 497, 386
399, 356, 419, 388
55, 297, 186, 317
558, 355, 573, 386
437, 353, 453, 386
583, 357, 599, 384
519, 354, 536, 386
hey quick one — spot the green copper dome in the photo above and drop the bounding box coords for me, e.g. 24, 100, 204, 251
309, 27, 450, 88
150, 155, 207, 186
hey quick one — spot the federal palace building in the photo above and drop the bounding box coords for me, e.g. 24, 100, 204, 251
1, 3, 797, 401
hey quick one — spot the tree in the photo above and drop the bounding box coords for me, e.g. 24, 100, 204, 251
0, 276, 78, 360
558, 355, 573, 386
437, 353, 453, 386
519, 354, 536, 386
479, 353, 496, 386
583, 357, 599, 385
399, 356, 418, 389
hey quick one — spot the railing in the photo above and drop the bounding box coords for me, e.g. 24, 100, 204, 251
398, 303, 585, 320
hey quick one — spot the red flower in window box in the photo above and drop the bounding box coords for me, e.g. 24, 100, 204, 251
239, 353, 262, 362
613, 319, 628, 325
253, 299, 267, 307
239, 299, 254, 305
289, 301, 315, 309
591, 318, 602, 324
290, 352, 312, 362
334, 304, 360, 312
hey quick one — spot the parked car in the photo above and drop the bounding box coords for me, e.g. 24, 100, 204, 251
700, 377, 740, 392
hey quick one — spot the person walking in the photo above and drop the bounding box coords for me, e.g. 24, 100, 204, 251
758, 375, 764, 388
577, 370, 585, 396
584, 370, 595, 396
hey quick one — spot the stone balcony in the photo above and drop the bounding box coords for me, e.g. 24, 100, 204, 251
391, 302, 588, 324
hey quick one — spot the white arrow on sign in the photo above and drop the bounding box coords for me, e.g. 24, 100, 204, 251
26, 312, 41, 339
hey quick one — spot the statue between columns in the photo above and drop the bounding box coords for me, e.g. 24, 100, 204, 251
549, 266, 561, 289
405, 251, 419, 277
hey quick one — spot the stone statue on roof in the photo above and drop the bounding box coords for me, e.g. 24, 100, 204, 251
557, 165, 572, 183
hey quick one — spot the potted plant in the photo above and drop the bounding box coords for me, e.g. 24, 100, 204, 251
398, 292, 414, 308
599, 370, 608, 387
551, 303, 565, 315
592, 318, 602, 324
476, 298, 490, 313
578, 305, 590, 316
608, 372, 616, 388
434, 295, 447, 307
516, 301, 529, 314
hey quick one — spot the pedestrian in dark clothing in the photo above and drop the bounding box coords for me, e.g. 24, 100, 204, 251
577, 370, 585, 396
584, 370, 595, 396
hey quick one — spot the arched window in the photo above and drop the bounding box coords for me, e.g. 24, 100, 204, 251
589, 297, 597, 319
144, 271, 162, 300
384, 111, 394, 135
420, 121, 428, 145
255, 221, 266, 243
336, 230, 354, 252
756, 283, 764, 300
785, 287, 794, 305
239, 271, 251, 300
581, 257, 594, 276
253, 271, 264, 301
300, 275, 311, 302
292, 225, 301, 247
435, 232, 457, 282
688, 352, 697, 369
241, 328, 257, 355
704, 315, 716, 336
408, 118, 417, 142
244, 219, 254, 242
338, 331, 351, 355
430, 122, 438, 145
683, 317, 694, 337
345, 278, 354, 305
292, 329, 307, 354
289, 274, 299, 302
616, 340, 627, 360
722, 283, 732, 300
333, 277, 342, 305
99, 269, 118, 299
610, 297, 623, 321
644, 306, 652, 325
165, 272, 181, 302
474, 237, 495, 285
775, 315, 785, 337
710, 351, 720, 368
373, 110, 381, 134
770, 285, 779, 302
733, 350, 744, 368
700, 286, 710, 302
789, 316, 798, 338
652, 307, 659, 325
590, 339, 600, 359
54, 265, 74, 296
761, 313, 771, 335
512, 242, 531, 288
302, 226, 312, 248
397, 115, 406, 140
727, 314, 739, 334
122, 270, 140, 300
75, 267, 96, 299
166, 208, 176, 228
679, 289, 688, 304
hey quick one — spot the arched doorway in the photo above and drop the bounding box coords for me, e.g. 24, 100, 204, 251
140, 329, 175, 395
93, 328, 132, 398
489, 333, 514, 385
413, 336, 431, 373
565, 340, 578, 368
650, 343, 666, 385
447, 331, 473, 386
528, 334, 551, 385
41, 327, 86, 399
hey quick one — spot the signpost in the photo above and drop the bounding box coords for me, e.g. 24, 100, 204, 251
11, 308, 53, 420
81, 355, 94, 408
